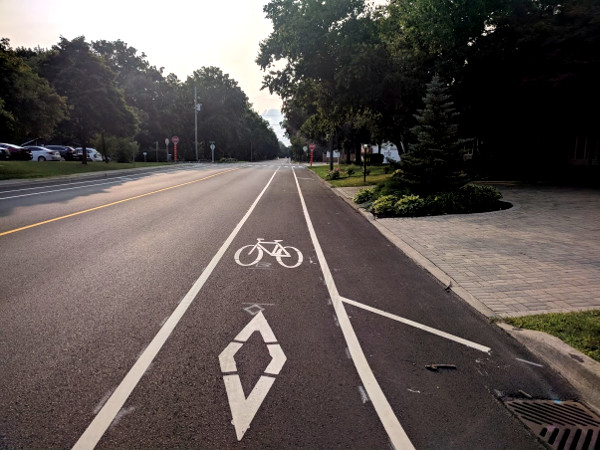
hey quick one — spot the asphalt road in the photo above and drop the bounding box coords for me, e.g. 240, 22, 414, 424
0, 162, 578, 448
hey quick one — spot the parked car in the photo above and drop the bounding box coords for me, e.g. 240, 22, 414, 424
45, 145, 76, 161
23, 145, 61, 161
74, 147, 104, 162
0, 147, 10, 160
0, 143, 33, 160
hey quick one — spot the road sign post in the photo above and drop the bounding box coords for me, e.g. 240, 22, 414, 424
172, 136, 179, 162
309, 143, 315, 167
165, 138, 169, 162
210, 141, 215, 163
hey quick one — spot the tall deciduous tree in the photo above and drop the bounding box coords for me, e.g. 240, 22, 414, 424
40, 36, 137, 164
258, 0, 383, 168
0, 38, 67, 142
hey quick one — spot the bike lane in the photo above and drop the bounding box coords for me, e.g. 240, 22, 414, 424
83, 166, 392, 448
295, 171, 580, 449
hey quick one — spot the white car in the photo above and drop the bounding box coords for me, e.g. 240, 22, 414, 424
74, 147, 104, 162
23, 145, 62, 161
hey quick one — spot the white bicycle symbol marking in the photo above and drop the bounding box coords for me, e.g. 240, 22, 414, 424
234, 239, 303, 269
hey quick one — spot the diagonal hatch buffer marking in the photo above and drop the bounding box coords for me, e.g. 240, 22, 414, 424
219, 312, 286, 440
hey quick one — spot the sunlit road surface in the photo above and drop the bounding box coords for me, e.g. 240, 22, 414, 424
0, 162, 576, 448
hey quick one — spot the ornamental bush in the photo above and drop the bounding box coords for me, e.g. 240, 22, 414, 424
394, 195, 426, 216
370, 194, 400, 216
326, 167, 343, 180
458, 183, 502, 212
353, 187, 376, 204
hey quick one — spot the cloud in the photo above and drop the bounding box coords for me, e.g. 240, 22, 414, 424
261, 109, 289, 145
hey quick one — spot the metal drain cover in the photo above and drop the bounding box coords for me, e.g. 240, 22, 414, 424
505, 399, 600, 449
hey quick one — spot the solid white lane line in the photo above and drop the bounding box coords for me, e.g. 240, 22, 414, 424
292, 169, 415, 450
341, 297, 491, 354
72, 168, 280, 450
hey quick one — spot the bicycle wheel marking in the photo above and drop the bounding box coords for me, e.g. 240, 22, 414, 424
234, 239, 303, 269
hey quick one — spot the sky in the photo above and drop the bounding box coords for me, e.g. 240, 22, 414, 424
0, 0, 290, 144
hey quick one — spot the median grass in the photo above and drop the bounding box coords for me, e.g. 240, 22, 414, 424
309, 164, 392, 187
0, 161, 169, 180
505, 310, 600, 363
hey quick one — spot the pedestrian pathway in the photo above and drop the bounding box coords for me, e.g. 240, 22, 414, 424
336, 184, 600, 318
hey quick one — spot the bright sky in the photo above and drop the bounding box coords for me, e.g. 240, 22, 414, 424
0, 0, 290, 143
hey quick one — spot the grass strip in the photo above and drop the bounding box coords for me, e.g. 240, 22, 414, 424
309, 164, 392, 187
505, 310, 600, 363
0, 161, 169, 180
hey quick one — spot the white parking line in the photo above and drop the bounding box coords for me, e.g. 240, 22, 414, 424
72, 168, 280, 449
292, 169, 416, 450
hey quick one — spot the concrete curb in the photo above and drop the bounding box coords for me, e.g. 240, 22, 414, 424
320, 178, 600, 415
497, 322, 600, 414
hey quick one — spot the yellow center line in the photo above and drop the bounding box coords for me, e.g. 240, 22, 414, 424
0, 167, 239, 237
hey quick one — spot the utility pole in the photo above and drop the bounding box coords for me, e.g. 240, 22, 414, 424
194, 87, 202, 162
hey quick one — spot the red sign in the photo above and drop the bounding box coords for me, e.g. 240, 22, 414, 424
172, 136, 180, 145
309, 143, 316, 151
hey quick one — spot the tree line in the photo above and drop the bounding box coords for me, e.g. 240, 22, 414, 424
0, 36, 282, 162
257, 0, 599, 180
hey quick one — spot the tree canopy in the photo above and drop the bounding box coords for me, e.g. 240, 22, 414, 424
257, 0, 599, 180
0, 35, 282, 162
0, 38, 67, 142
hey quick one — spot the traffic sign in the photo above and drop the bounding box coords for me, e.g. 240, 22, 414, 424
172, 136, 179, 145
309, 143, 316, 151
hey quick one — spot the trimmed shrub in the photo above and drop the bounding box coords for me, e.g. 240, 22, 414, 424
353, 187, 376, 204
326, 167, 343, 179
425, 192, 463, 215
394, 195, 426, 216
458, 183, 502, 212
370, 194, 400, 216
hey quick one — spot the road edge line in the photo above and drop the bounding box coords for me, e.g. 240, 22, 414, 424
292, 169, 415, 450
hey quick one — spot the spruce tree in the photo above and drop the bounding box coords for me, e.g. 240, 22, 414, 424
399, 76, 469, 194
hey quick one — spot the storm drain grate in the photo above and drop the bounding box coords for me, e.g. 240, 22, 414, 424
505, 399, 600, 450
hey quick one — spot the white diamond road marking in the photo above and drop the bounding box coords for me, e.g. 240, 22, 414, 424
243, 304, 265, 315
219, 312, 286, 441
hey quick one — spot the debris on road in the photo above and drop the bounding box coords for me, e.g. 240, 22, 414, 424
426, 364, 457, 371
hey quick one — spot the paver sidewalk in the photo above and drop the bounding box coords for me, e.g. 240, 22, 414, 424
337, 185, 600, 318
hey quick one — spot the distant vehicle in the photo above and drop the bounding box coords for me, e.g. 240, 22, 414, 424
23, 145, 61, 162
45, 145, 76, 161
74, 147, 104, 162
0, 143, 33, 161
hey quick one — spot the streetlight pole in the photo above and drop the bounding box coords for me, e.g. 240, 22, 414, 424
194, 87, 202, 162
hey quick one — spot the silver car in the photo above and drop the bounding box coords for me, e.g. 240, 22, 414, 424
23, 146, 61, 161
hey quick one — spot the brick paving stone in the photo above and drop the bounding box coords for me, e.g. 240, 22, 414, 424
366, 185, 600, 317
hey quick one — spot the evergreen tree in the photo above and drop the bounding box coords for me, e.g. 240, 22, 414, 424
399, 75, 469, 194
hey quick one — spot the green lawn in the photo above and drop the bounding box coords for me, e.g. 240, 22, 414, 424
309, 164, 392, 187
0, 161, 169, 180
505, 310, 600, 362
